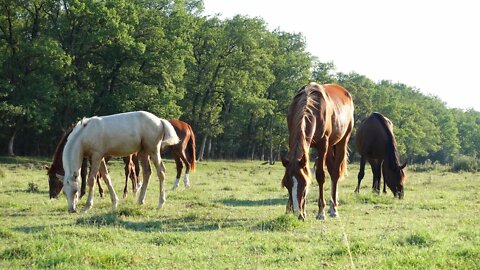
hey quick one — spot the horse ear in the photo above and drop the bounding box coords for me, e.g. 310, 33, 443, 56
281, 157, 289, 167
299, 155, 307, 168
400, 161, 407, 169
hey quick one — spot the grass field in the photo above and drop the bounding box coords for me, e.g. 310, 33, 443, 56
0, 156, 479, 269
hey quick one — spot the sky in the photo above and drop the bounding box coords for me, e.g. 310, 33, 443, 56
202, 0, 480, 111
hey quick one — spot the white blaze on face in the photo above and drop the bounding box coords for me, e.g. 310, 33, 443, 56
292, 176, 300, 216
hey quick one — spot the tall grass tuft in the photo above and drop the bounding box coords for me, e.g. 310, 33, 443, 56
258, 214, 305, 231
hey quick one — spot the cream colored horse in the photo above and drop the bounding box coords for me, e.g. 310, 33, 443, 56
62, 111, 179, 213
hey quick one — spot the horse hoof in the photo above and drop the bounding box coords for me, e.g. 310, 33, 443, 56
328, 209, 338, 218
158, 203, 165, 209
316, 212, 325, 220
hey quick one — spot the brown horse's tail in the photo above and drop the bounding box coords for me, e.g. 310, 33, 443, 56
186, 124, 196, 172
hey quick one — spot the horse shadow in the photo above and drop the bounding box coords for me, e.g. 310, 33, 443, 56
75, 212, 250, 233
217, 197, 285, 207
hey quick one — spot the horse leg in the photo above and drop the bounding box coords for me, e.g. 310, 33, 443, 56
80, 158, 88, 199
83, 156, 102, 212
172, 156, 182, 191
285, 197, 293, 213
328, 134, 350, 218
150, 150, 167, 209
137, 152, 151, 205
355, 156, 366, 193
129, 159, 138, 195
132, 153, 141, 193
181, 153, 191, 188
122, 156, 130, 198
96, 174, 104, 198
370, 160, 381, 194
98, 159, 118, 210
315, 140, 328, 220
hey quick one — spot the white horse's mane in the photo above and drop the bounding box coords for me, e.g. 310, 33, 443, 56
63, 117, 91, 175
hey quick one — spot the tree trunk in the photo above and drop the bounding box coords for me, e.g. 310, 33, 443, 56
8, 127, 17, 156
198, 134, 208, 161
207, 137, 212, 159
269, 117, 275, 165
277, 140, 283, 162
250, 144, 256, 160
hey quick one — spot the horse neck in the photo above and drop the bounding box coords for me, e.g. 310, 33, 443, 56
374, 114, 401, 169
62, 127, 84, 178
50, 128, 74, 175
287, 114, 313, 176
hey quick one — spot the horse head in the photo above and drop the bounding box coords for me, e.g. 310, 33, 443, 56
45, 165, 64, 199
282, 155, 310, 220
63, 170, 80, 213
382, 161, 407, 199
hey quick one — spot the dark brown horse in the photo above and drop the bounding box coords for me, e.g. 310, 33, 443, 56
354, 112, 406, 198
282, 82, 354, 220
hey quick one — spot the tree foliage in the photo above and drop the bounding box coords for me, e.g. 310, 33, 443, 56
0, 0, 478, 164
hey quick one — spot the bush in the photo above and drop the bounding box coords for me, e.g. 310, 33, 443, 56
452, 155, 480, 172
27, 182, 40, 193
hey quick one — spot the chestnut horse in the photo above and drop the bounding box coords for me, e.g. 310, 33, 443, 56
163, 119, 196, 190
62, 111, 179, 213
354, 112, 406, 198
282, 82, 354, 220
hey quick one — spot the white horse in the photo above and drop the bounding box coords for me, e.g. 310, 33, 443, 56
62, 111, 180, 213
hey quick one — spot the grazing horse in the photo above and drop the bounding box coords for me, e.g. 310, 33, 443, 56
282, 82, 354, 220
83, 119, 197, 196
354, 112, 406, 198
46, 124, 108, 199
62, 111, 179, 213
163, 119, 196, 190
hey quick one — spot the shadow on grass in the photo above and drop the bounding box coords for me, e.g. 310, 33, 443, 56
218, 197, 285, 207
12, 225, 47, 233
76, 212, 250, 232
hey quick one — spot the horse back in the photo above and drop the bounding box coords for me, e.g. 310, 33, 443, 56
355, 113, 392, 159
322, 84, 354, 145
82, 111, 163, 156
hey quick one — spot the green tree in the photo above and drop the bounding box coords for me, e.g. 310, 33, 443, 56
0, 0, 70, 155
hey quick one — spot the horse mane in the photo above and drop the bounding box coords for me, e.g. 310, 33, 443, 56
372, 112, 401, 170
62, 117, 91, 169
49, 123, 77, 175
286, 84, 321, 183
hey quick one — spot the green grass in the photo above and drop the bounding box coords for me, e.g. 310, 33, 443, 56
0, 158, 479, 269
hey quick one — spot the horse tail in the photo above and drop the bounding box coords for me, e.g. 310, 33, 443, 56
160, 119, 180, 148
186, 124, 196, 172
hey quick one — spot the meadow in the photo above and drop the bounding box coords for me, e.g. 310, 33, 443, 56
0, 156, 479, 269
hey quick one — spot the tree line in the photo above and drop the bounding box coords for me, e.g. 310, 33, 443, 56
1, 0, 479, 165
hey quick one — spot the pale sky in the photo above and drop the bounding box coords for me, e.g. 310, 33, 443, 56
202, 0, 480, 111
